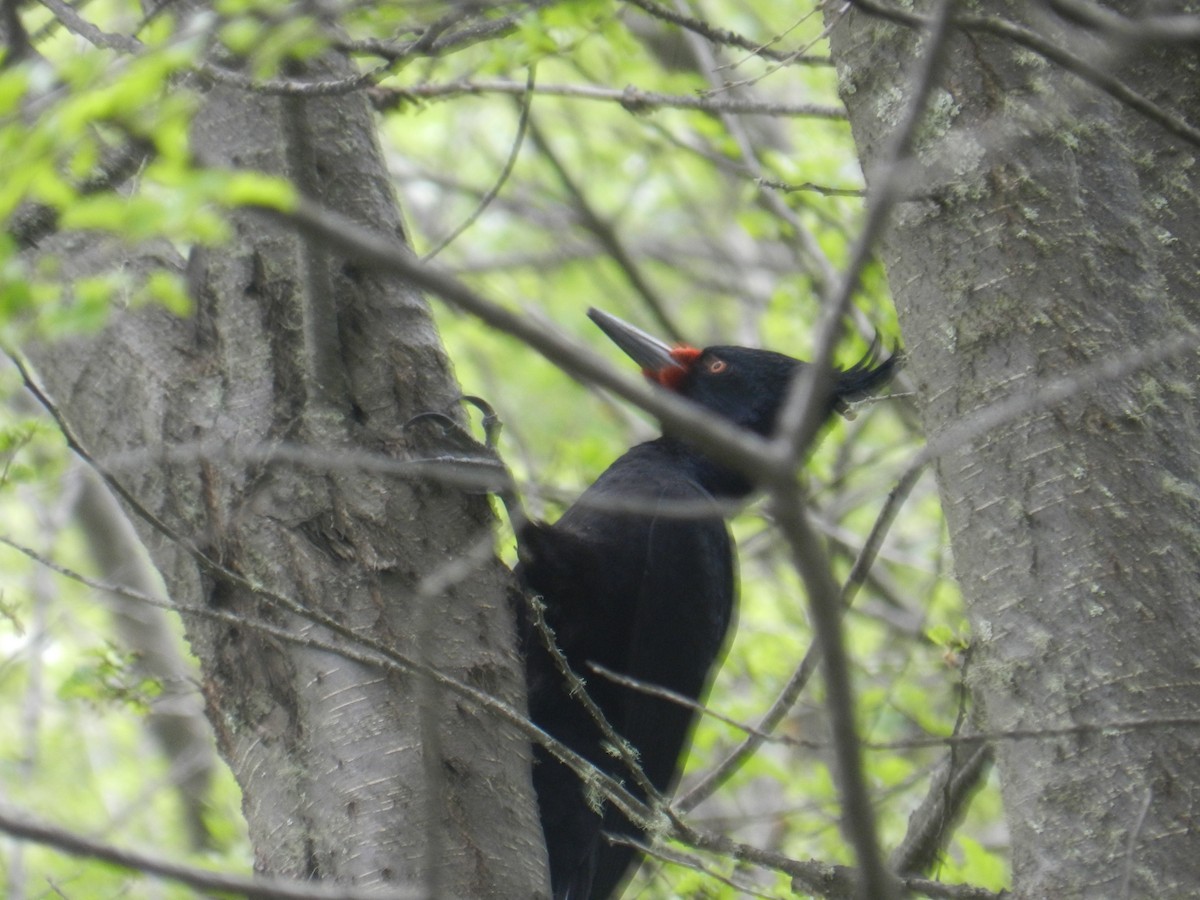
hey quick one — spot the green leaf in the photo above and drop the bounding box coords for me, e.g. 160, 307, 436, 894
57, 193, 133, 232
951, 835, 1009, 890
0, 276, 34, 320
28, 165, 77, 209
58, 644, 162, 713
139, 269, 193, 316
926, 621, 971, 651
0, 65, 29, 117
219, 171, 297, 210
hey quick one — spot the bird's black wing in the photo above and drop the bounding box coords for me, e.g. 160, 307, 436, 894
619, 478, 734, 787
516, 522, 613, 900
588, 475, 735, 898
518, 444, 735, 899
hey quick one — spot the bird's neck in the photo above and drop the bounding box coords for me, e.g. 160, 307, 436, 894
654, 436, 756, 499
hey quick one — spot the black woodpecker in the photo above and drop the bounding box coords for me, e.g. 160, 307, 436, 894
518, 308, 898, 899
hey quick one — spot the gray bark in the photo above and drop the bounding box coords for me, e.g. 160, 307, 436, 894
24, 51, 546, 898
829, 3, 1200, 896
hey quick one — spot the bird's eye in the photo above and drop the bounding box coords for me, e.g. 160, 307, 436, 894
707, 358, 728, 374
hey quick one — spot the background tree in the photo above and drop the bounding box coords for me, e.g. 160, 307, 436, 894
1, 1, 1195, 899
830, 3, 1200, 895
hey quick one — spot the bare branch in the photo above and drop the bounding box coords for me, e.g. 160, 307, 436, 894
677, 462, 926, 812
608, 833, 784, 899
255, 196, 785, 486
372, 78, 846, 119
1046, 0, 1200, 45
621, 0, 832, 66
528, 118, 686, 342
338, 1, 552, 63
0, 524, 660, 839
890, 743, 993, 876
755, 4, 960, 896
0, 801, 428, 900
525, 594, 666, 810
422, 68, 537, 261
792, 862, 1002, 900
197, 2, 552, 96
10, 138, 153, 248
776, 0, 956, 462
674, 8, 839, 297
96, 431, 758, 521
666, 813, 1001, 900
890, 645, 991, 877
196, 58, 384, 96
770, 479, 901, 900
588, 662, 789, 744
37, 0, 142, 53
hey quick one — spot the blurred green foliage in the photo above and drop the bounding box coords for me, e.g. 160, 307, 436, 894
0, 0, 1005, 896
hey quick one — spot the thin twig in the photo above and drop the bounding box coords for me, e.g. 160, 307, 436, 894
525, 593, 665, 810
372, 79, 846, 119
95, 430, 755, 520
677, 462, 925, 812
257, 196, 783, 485
757, 176, 864, 196
749, 12, 959, 896
666, 812, 1000, 900
674, 4, 838, 298
10, 138, 153, 248
196, 2, 549, 96
422, 67, 537, 261
776, 0, 956, 461
1047, 0, 1200, 44
6, 357, 654, 829
528, 118, 686, 342
620, 0, 832, 66
0, 801, 427, 900
606, 833, 784, 899
37, 0, 142, 53
770, 479, 901, 900
891, 647, 989, 875
588, 662, 783, 743
890, 743, 992, 875
338, 1, 551, 63
196, 58, 385, 96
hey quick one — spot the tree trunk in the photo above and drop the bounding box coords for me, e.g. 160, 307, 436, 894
829, 3, 1200, 896
25, 54, 546, 898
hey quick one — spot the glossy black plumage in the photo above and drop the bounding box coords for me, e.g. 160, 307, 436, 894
517, 310, 897, 899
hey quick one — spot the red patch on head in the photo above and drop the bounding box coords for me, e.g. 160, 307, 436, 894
644, 345, 701, 390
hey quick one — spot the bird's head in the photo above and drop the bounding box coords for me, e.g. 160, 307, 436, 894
588, 307, 898, 436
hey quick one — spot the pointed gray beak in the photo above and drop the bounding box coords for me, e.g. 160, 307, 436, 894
587, 308, 683, 374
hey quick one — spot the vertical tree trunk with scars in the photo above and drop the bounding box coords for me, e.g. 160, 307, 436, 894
24, 54, 547, 898
829, 3, 1200, 896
